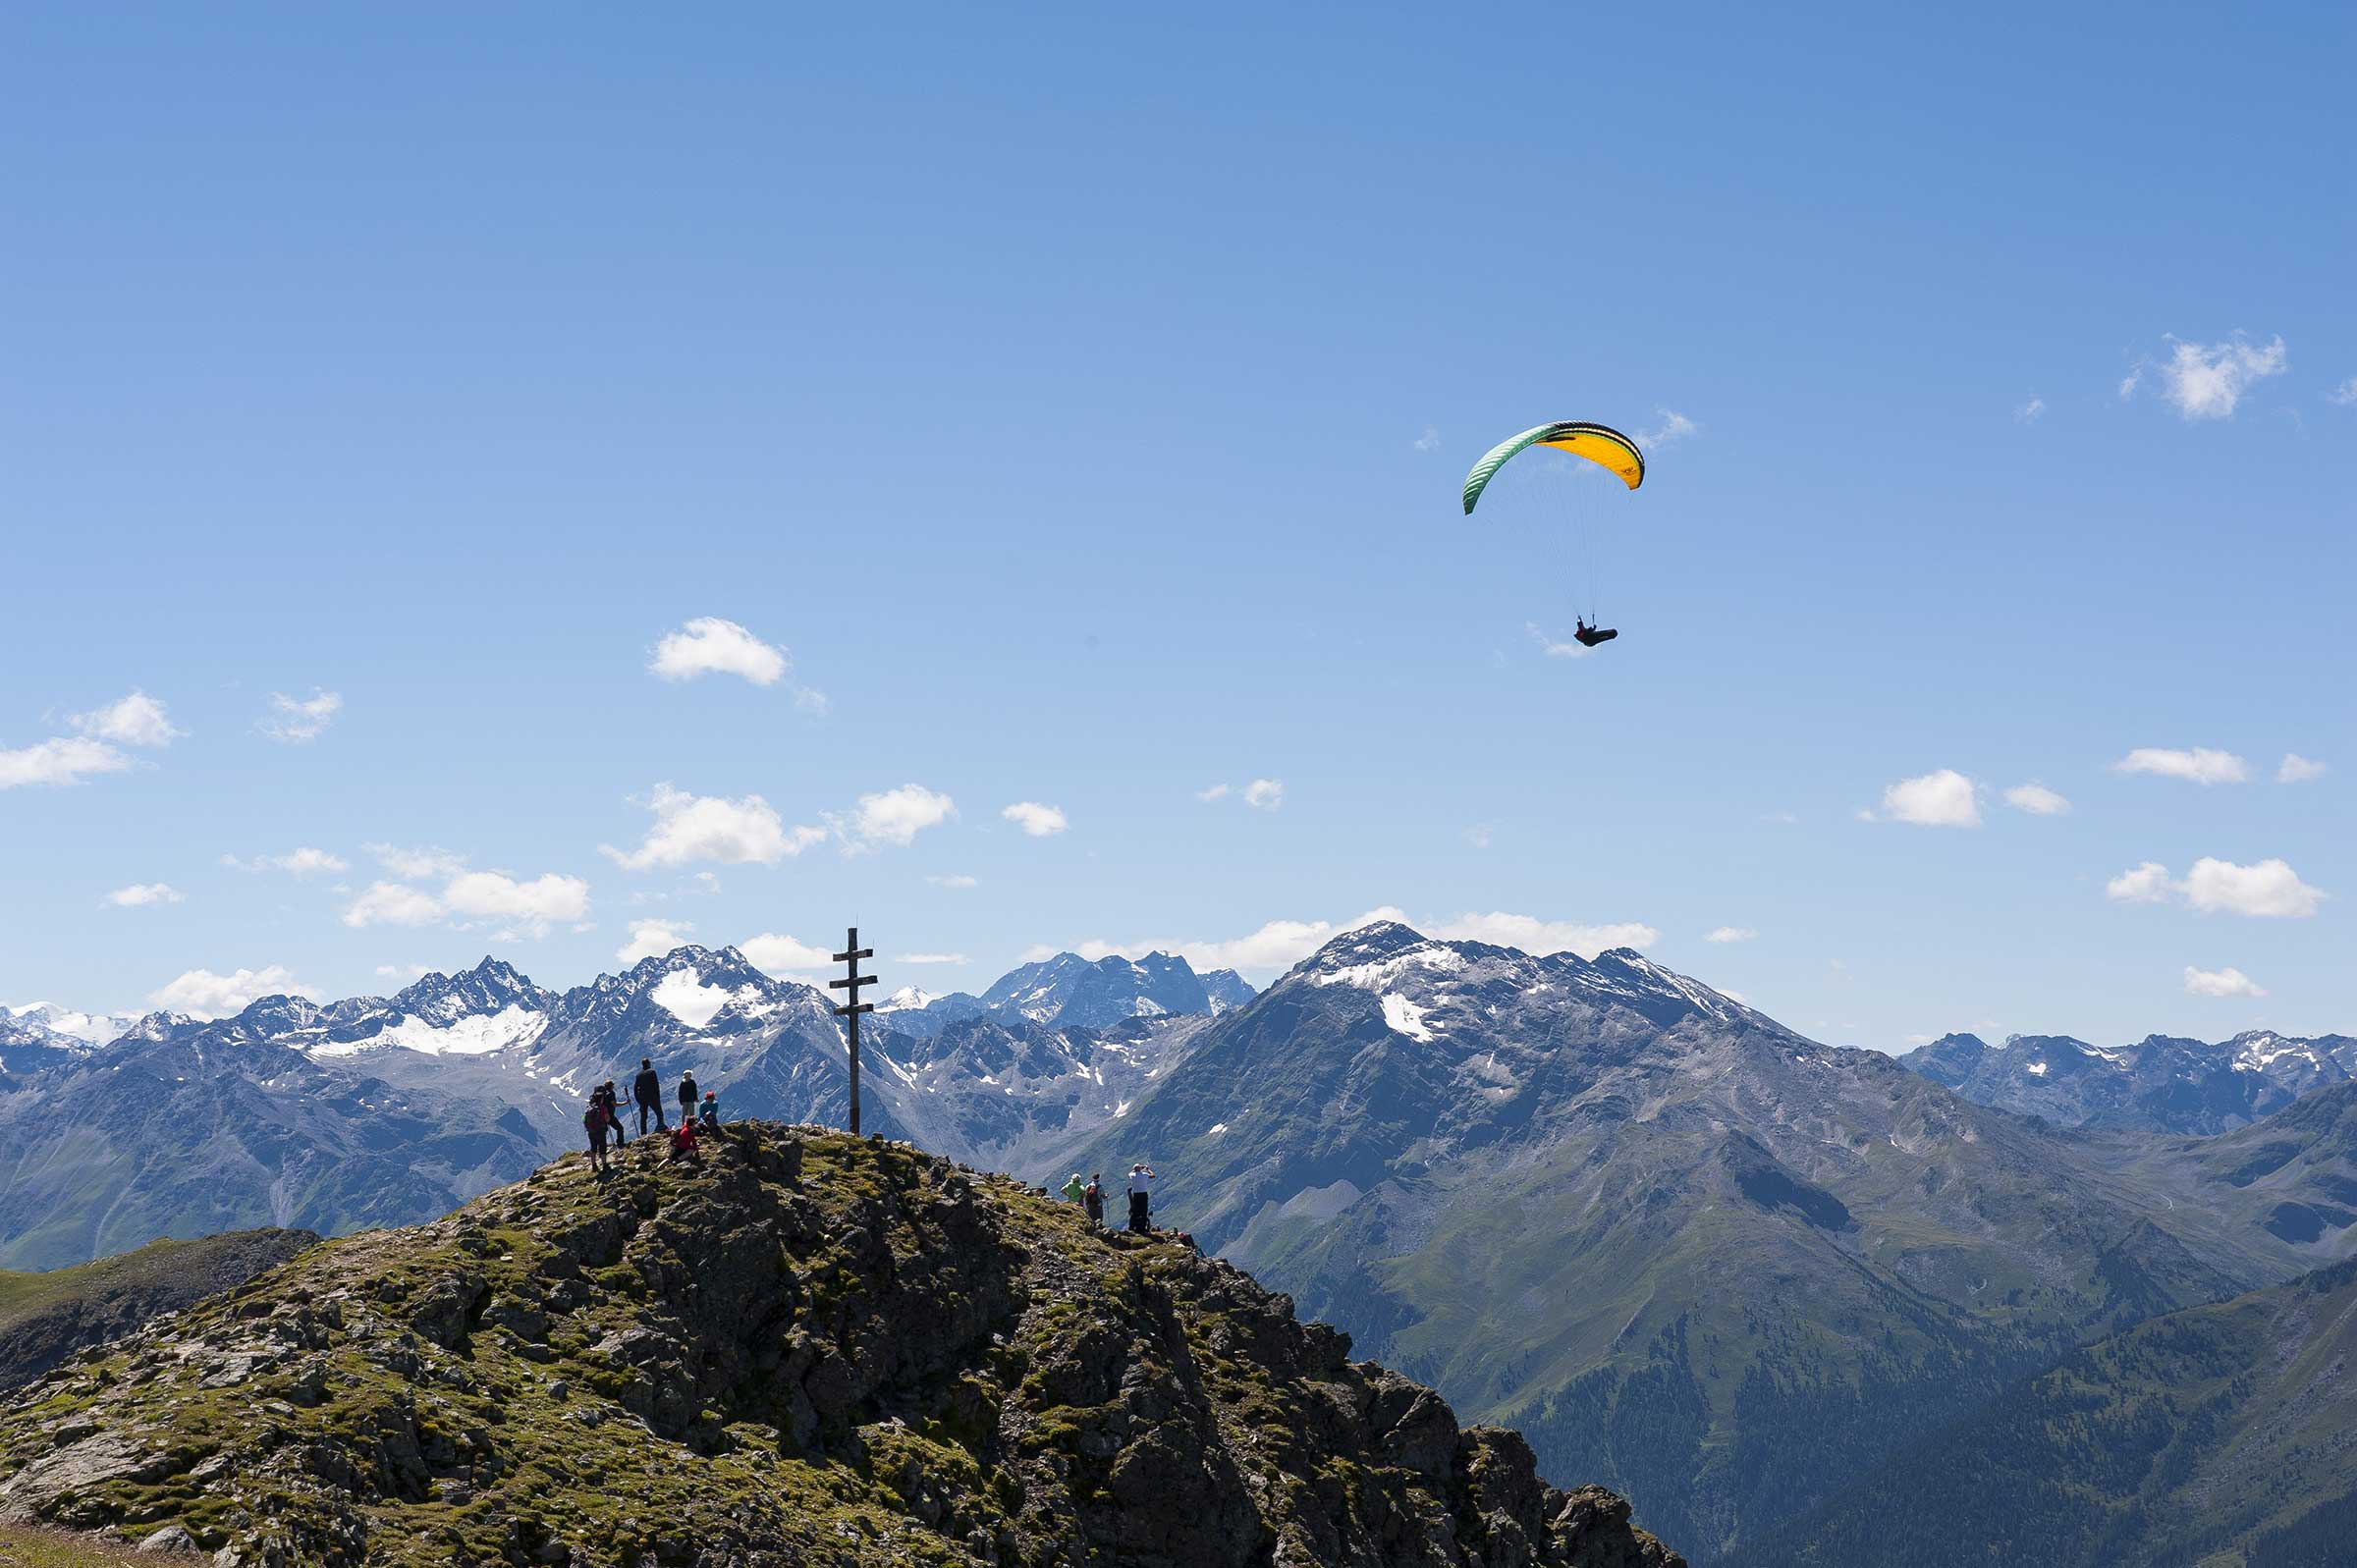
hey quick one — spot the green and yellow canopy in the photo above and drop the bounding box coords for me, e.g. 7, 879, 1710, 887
1461, 421, 1645, 514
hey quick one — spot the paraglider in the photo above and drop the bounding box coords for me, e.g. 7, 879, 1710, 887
1462, 420, 1645, 647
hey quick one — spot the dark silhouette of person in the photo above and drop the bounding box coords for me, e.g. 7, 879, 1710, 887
632, 1058, 666, 1134
1574, 618, 1618, 648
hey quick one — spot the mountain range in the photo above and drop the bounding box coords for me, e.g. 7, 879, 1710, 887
1057, 924, 2353, 1558
879, 949, 1254, 1037
0, 946, 1251, 1271
9, 928, 2355, 1563
1901, 1027, 2357, 1134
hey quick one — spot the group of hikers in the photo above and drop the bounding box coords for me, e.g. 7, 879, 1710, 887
582, 1057, 722, 1173
579, 1069, 1168, 1236
1059, 1163, 1157, 1232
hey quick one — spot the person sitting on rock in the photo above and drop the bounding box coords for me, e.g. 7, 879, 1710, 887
668, 1118, 700, 1162
1061, 1172, 1086, 1207
698, 1089, 721, 1132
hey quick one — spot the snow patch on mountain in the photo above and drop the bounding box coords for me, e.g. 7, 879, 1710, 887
314, 1005, 549, 1058
1382, 994, 1436, 1043
651, 969, 732, 1029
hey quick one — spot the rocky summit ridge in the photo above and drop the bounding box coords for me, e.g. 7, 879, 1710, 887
0, 1122, 1681, 1568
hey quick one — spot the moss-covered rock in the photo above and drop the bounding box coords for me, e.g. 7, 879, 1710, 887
0, 1125, 1681, 1568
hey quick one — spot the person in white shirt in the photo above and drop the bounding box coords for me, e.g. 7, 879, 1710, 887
1125, 1162, 1156, 1233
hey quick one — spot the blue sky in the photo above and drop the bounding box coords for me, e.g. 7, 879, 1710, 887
4, 3, 2351, 1049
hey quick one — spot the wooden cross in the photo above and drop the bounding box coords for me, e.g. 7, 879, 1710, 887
829, 927, 876, 1136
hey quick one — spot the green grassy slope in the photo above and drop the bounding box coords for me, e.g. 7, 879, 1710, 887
1724, 1256, 2357, 1568
0, 1230, 316, 1389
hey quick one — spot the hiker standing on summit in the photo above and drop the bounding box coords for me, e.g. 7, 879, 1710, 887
632, 1058, 666, 1135
1125, 1162, 1156, 1233
677, 1069, 700, 1129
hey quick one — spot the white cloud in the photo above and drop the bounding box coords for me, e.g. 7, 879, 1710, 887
898, 952, 968, 965
343, 865, 589, 936
2106, 861, 2175, 904
2113, 747, 2247, 784
1429, 911, 1660, 956
840, 784, 956, 849
71, 690, 181, 748
259, 689, 342, 743
1528, 622, 1589, 659
341, 882, 447, 928
2180, 857, 2326, 918
1704, 926, 1757, 944
927, 873, 979, 890
619, 918, 691, 964
366, 843, 469, 879
648, 617, 789, 686
1002, 801, 1069, 838
1412, 425, 1442, 452
2121, 334, 2288, 419
0, 736, 132, 788
2003, 782, 2071, 816
224, 846, 349, 876
740, 932, 835, 974
1465, 825, 1493, 849
374, 963, 432, 982
2277, 753, 2327, 784
1196, 784, 1233, 802
1636, 409, 1698, 448
443, 870, 590, 934
2106, 857, 2327, 917
604, 783, 826, 870
103, 883, 183, 907
2014, 397, 2046, 424
1877, 770, 1982, 827
1176, 916, 1383, 972
2184, 964, 2266, 999
2329, 377, 2357, 407
148, 964, 315, 1020
1242, 779, 1284, 812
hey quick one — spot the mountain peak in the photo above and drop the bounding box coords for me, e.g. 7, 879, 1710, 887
0, 1127, 1683, 1568
1298, 920, 1431, 974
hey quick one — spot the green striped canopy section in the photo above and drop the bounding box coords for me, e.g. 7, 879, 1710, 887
1460, 421, 1646, 514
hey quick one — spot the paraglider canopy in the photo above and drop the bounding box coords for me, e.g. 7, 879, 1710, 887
1461, 421, 1645, 514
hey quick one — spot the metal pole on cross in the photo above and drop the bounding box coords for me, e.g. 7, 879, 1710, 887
829, 926, 876, 1136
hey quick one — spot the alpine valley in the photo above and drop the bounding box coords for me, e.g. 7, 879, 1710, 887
8, 927, 2355, 1566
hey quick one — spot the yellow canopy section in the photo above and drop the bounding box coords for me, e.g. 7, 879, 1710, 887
1535, 426, 1644, 489
1461, 421, 1646, 513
